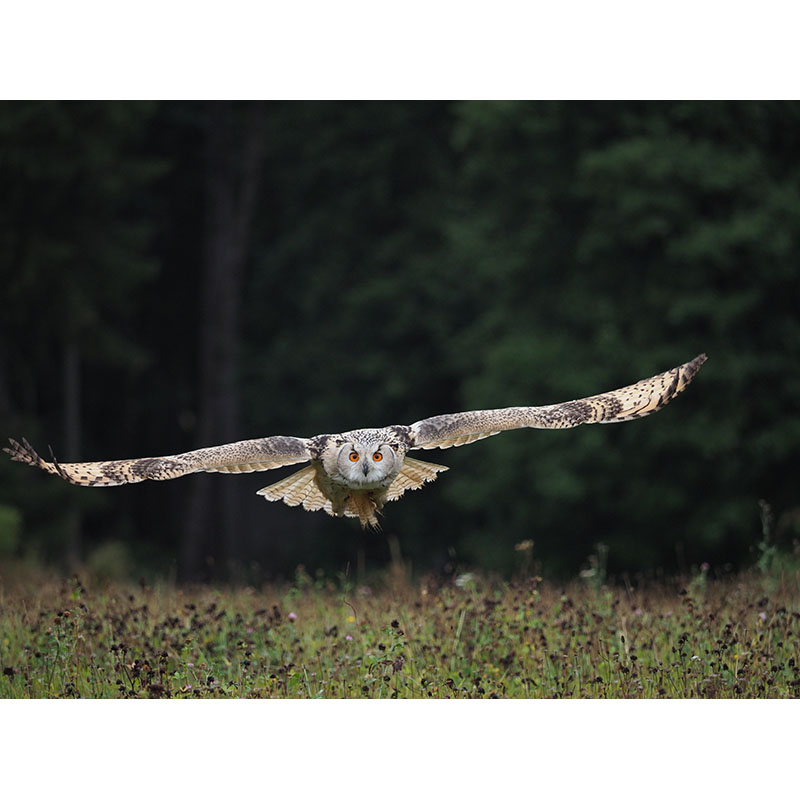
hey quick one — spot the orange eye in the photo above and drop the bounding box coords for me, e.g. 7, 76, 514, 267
373, 452, 383, 462
349, 452, 359, 462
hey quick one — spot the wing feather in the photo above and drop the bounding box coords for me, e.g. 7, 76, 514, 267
384, 456, 449, 502
409, 354, 707, 451
3, 435, 312, 487
256, 464, 333, 514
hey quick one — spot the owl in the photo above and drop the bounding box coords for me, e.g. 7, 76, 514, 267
5, 354, 706, 528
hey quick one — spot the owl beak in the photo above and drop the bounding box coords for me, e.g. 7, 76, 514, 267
362, 462, 369, 476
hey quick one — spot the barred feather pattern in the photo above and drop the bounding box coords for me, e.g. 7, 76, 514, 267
3, 436, 312, 487
408, 354, 707, 450
5, 354, 706, 528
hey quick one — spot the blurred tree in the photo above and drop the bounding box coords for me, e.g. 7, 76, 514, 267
0, 101, 162, 566
2, 101, 798, 579
241, 101, 461, 574
420, 101, 800, 573
181, 101, 267, 579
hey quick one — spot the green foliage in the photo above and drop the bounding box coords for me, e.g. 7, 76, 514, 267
757, 500, 778, 575
1, 566, 798, 698
0, 101, 162, 360
423, 101, 800, 574
2, 101, 799, 577
0, 101, 165, 562
579, 542, 609, 592
0, 505, 21, 553
85, 540, 133, 583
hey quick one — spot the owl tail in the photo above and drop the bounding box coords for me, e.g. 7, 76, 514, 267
346, 493, 382, 530
349, 457, 450, 527
258, 467, 381, 528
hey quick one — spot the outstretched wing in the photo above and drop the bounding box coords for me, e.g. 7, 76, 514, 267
383, 456, 449, 502
408, 354, 707, 451
3, 435, 313, 487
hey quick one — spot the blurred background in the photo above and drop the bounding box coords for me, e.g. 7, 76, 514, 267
1, 100, 798, 582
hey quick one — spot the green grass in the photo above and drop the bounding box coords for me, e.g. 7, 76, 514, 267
1, 560, 799, 698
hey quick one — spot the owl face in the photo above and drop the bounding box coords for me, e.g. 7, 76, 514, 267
335, 441, 399, 488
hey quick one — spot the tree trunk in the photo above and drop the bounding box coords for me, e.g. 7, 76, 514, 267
63, 342, 81, 568
180, 102, 267, 580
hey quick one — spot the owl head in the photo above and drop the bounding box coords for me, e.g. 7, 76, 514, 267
335, 440, 399, 486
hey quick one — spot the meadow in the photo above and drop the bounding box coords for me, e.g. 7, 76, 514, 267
1, 559, 798, 699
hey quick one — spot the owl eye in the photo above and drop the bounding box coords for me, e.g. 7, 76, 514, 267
349, 452, 359, 462
373, 452, 383, 462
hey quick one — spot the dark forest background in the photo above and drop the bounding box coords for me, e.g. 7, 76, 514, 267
1, 101, 798, 582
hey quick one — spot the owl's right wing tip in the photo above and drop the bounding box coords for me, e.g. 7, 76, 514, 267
4, 436, 42, 467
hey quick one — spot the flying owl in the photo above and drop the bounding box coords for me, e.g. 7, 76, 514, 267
5, 354, 706, 528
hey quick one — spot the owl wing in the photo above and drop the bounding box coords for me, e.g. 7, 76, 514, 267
3, 435, 313, 487
408, 354, 707, 451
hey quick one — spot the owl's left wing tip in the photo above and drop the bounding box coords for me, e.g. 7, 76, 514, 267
684, 353, 708, 379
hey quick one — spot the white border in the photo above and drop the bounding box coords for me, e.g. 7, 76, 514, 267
1, 2, 798, 99
1, 699, 796, 796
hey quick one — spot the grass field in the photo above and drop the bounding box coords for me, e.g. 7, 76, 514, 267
1, 559, 798, 699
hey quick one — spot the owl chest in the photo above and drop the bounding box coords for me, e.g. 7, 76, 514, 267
329, 469, 397, 492
311, 460, 393, 523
